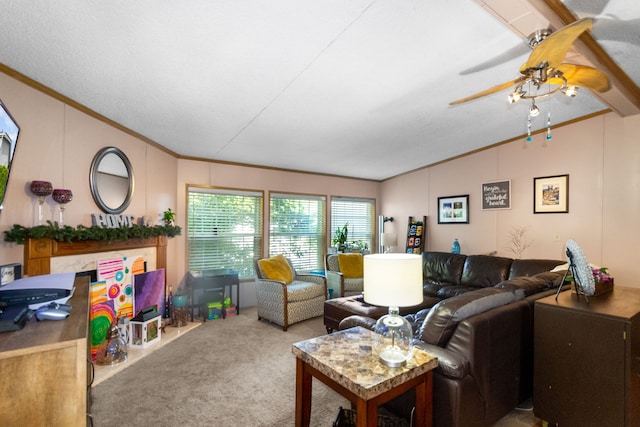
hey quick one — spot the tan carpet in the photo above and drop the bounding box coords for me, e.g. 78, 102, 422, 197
90, 306, 539, 426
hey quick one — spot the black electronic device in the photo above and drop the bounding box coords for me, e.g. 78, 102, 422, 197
0, 287, 71, 307
0, 306, 33, 332
132, 306, 159, 322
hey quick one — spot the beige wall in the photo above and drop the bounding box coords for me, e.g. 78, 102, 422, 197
380, 112, 640, 288
0, 71, 176, 284
0, 71, 378, 294
2, 68, 639, 291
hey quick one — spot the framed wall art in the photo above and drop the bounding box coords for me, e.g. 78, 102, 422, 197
481, 180, 511, 210
0, 263, 22, 286
438, 195, 469, 224
533, 174, 569, 213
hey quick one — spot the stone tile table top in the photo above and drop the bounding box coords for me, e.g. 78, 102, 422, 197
292, 326, 437, 401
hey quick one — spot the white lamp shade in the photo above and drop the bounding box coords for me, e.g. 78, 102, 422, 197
363, 253, 423, 307
381, 232, 397, 247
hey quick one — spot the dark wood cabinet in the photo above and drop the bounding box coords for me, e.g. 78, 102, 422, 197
534, 286, 640, 426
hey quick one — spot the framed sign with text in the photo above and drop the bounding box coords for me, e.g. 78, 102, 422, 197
482, 180, 511, 210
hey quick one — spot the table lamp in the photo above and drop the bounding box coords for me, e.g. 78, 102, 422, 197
364, 253, 423, 367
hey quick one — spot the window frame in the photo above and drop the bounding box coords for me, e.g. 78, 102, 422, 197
330, 196, 376, 253
268, 191, 327, 271
186, 185, 264, 279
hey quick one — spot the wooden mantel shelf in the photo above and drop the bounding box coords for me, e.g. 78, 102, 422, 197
24, 236, 168, 277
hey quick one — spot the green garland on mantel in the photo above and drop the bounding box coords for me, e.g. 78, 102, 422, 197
3, 221, 182, 245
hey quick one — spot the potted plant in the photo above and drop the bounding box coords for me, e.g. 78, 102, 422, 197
162, 208, 176, 226
332, 223, 348, 252
350, 240, 370, 254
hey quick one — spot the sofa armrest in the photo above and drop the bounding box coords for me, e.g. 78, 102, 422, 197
413, 341, 470, 379
339, 314, 471, 380
254, 278, 288, 303
338, 315, 377, 331
295, 272, 326, 286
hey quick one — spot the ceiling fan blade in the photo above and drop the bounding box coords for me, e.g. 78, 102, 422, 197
551, 64, 611, 92
459, 43, 531, 75
521, 18, 593, 72
449, 76, 527, 105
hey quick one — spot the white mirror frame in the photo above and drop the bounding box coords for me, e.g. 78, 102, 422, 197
89, 146, 134, 214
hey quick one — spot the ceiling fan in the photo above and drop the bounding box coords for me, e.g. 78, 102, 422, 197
449, 18, 611, 107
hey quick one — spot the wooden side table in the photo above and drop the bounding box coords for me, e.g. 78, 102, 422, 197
292, 327, 437, 427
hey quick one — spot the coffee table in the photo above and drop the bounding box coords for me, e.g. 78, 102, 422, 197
292, 327, 438, 427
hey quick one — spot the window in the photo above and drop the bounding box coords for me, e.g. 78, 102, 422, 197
269, 193, 326, 271
330, 197, 375, 252
187, 187, 263, 279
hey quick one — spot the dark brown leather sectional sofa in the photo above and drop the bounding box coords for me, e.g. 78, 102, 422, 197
339, 251, 566, 427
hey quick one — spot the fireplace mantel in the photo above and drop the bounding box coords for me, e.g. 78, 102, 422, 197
24, 236, 168, 279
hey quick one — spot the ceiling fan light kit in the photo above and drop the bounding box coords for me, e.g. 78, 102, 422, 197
451, 17, 611, 143
529, 101, 540, 117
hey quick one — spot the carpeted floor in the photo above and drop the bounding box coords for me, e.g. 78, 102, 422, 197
90, 307, 540, 426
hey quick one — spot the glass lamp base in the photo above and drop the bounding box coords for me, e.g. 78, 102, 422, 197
373, 306, 414, 368
378, 346, 409, 368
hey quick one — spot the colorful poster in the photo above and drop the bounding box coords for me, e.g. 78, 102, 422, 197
97, 256, 145, 319
89, 280, 115, 361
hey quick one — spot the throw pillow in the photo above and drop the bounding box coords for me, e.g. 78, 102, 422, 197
338, 253, 363, 278
258, 255, 294, 284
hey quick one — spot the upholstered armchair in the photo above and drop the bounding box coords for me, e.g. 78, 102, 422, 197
254, 255, 327, 331
325, 253, 364, 298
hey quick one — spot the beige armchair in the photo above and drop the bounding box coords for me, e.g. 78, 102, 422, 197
325, 253, 364, 298
254, 255, 327, 331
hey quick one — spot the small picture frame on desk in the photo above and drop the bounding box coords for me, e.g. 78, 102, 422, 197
0, 263, 22, 286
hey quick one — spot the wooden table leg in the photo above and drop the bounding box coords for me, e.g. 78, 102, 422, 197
355, 398, 378, 427
413, 371, 433, 427
295, 358, 312, 427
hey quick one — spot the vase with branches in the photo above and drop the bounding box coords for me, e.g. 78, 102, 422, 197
507, 226, 533, 259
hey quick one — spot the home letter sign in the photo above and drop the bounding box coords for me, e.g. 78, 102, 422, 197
92, 213, 136, 228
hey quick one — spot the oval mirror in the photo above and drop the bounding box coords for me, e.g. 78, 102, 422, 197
89, 147, 134, 214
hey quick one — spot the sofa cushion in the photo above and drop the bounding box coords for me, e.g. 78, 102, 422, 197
258, 255, 294, 284
337, 253, 363, 278
460, 255, 513, 288
508, 258, 564, 279
437, 286, 482, 299
287, 280, 326, 302
422, 252, 467, 286
418, 288, 517, 346
423, 283, 447, 297
495, 276, 549, 296
533, 270, 567, 287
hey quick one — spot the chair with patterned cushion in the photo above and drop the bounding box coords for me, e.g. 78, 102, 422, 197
254, 255, 327, 331
325, 253, 364, 298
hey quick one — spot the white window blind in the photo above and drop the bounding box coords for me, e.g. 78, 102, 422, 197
330, 197, 375, 252
269, 193, 326, 271
187, 187, 263, 279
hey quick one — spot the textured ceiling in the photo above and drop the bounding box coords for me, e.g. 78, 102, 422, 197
0, 0, 638, 180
